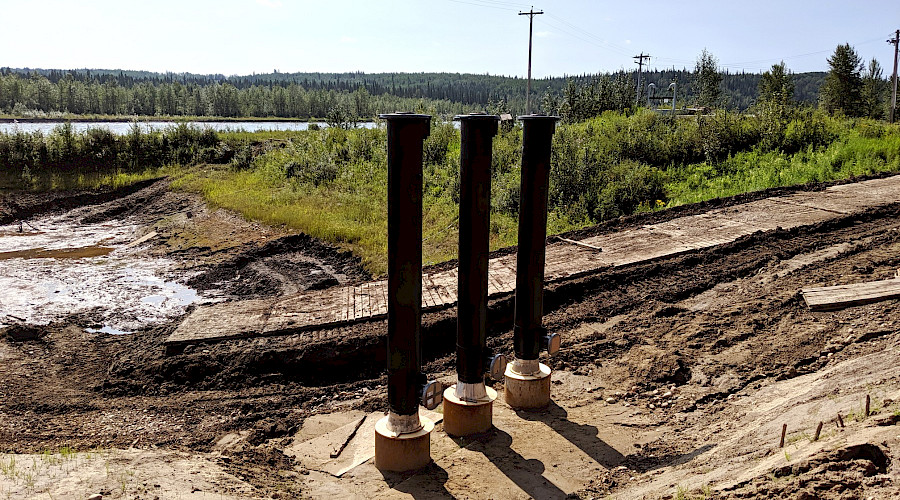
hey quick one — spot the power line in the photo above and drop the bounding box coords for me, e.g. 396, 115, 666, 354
445, 0, 515, 11
444, 0, 896, 77
536, 18, 632, 56
544, 13, 632, 55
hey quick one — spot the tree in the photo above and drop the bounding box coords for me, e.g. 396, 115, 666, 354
694, 49, 723, 108
861, 58, 887, 119
758, 61, 795, 106
820, 43, 864, 116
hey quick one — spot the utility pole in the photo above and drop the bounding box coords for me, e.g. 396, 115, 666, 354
633, 52, 651, 106
888, 29, 899, 124
519, 6, 544, 114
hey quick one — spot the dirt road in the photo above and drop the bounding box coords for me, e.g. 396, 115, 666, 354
2, 177, 899, 499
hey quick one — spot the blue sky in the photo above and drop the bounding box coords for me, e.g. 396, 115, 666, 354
4, 0, 899, 76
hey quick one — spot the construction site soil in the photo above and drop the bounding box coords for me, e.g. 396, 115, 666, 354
1, 177, 900, 499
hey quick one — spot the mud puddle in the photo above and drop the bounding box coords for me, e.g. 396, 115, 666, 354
0, 215, 214, 331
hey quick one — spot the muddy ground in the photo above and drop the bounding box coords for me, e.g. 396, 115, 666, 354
1, 177, 900, 499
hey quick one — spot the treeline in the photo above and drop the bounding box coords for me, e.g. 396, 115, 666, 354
0, 72, 475, 120
1, 66, 828, 119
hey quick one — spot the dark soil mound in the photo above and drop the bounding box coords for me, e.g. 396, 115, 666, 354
186, 233, 371, 299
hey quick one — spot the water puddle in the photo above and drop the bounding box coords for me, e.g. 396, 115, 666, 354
0, 214, 210, 332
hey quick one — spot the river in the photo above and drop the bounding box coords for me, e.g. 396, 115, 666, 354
0, 120, 378, 135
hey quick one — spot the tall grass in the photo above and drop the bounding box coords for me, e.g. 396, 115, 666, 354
170, 111, 900, 274
666, 133, 900, 204
0, 122, 237, 190
3, 110, 899, 274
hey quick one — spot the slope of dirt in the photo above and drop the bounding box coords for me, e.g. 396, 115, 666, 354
3, 178, 900, 498
0, 178, 162, 225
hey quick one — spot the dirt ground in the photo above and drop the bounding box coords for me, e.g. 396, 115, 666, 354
1, 177, 900, 499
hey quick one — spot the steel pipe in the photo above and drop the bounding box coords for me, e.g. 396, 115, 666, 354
380, 112, 441, 434
513, 114, 560, 371
453, 113, 506, 401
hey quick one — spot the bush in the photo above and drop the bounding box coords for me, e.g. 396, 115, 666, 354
423, 122, 455, 166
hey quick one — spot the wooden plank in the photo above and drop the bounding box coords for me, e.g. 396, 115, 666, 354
351, 284, 362, 321
369, 281, 388, 317
421, 275, 439, 309
361, 282, 372, 320
487, 261, 514, 296
802, 278, 900, 311
357, 284, 368, 320
167, 299, 272, 345
486, 268, 502, 295
430, 272, 456, 306
344, 285, 354, 322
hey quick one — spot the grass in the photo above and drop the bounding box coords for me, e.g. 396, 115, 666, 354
4, 111, 900, 276
666, 134, 900, 205
1, 168, 167, 192
171, 163, 526, 275
674, 483, 713, 500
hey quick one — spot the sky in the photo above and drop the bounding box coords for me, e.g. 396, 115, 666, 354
3, 0, 899, 77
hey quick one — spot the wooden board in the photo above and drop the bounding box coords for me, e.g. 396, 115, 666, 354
802, 278, 900, 311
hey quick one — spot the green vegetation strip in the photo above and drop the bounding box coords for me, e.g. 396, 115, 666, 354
2, 110, 899, 274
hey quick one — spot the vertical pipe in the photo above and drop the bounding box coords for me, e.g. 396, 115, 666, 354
455, 113, 500, 399
380, 112, 431, 433
513, 115, 559, 373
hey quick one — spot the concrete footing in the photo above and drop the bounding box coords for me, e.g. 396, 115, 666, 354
442, 386, 498, 436
374, 414, 434, 472
503, 362, 552, 409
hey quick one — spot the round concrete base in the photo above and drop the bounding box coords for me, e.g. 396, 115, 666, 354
374, 415, 434, 472
503, 362, 552, 410
442, 386, 498, 436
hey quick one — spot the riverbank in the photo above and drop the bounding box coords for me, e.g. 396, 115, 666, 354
0, 115, 375, 123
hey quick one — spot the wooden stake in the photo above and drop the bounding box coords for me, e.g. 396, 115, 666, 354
555, 236, 602, 251
814, 421, 823, 441
865, 395, 871, 417
780, 423, 787, 448
837, 413, 845, 428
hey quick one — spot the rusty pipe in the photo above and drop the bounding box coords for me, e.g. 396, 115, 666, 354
512, 115, 560, 372
453, 113, 506, 400
380, 112, 441, 433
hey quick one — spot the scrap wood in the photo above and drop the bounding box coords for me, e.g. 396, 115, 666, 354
330, 415, 366, 459
555, 235, 602, 251
801, 278, 900, 311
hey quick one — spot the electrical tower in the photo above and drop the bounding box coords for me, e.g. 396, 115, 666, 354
633, 52, 651, 106
519, 7, 544, 114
